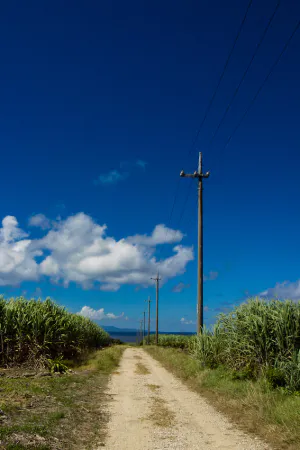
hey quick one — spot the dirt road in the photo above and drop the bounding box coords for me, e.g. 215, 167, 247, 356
102, 348, 269, 450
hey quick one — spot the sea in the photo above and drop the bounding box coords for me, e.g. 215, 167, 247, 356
108, 331, 195, 343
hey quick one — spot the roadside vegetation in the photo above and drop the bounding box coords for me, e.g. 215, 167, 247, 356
145, 298, 300, 449
0, 296, 110, 369
0, 295, 121, 449
0, 346, 125, 449
145, 334, 191, 349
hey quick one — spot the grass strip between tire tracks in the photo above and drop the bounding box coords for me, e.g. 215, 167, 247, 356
144, 346, 300, 450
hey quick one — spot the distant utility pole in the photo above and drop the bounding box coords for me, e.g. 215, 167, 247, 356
145, 296, 151, 344
139, 319, 143, 345
143, 310, 146, 343
151, 273, 161, 345
180, 152, 210, 334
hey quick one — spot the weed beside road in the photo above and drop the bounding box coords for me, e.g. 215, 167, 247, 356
0, 346, 125, 450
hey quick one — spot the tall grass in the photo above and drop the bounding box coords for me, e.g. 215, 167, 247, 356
0, 296, 110, 366
191, 298, 300, 391
145, 334, 192, 349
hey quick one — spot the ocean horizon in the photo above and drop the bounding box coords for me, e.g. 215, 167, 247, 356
108, 330, 195, 343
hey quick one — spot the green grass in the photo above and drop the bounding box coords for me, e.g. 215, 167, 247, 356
145, 346, 300, 450
145, 334, 192, 349
0, 346, 125, 449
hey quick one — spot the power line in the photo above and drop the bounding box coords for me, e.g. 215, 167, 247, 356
222, 18, 300, 151
208, 1, 281, 150
166, 179, 181, 225
162, 178, 181, 238
159, 0, 253, 257
177, 179, 196, 228
155, 178, 181, 266
188, 0, 253, 155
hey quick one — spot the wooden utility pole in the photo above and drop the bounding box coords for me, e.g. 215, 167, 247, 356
139, 319, 143, 345
143, 310, 146, 343
151, 274, 161, 345
145, 296, 151, 344
180, 152, 210, 334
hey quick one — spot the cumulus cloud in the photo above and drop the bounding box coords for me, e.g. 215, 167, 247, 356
0, 216, 28, 242
78, 306, 124, 320
172, 282, 190, 293
128, 224, 184, 246
0, 213, 193, 289
28, 214, 51, 230
180, 317, 195, 325
0, 216, 41, 286
204, 271, 219, 281
260, 280, 300, 301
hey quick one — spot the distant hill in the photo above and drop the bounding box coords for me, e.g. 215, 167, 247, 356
102, 325, 137, 332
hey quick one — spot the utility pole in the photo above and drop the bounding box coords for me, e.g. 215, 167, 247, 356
143, 310, 146, 343
139, 319, 143, 345
180, 152, 210, 334
151, 273, 161, 345
145, 296, 151, 344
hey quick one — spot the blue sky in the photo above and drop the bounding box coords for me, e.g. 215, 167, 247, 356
0, 0, 299, 331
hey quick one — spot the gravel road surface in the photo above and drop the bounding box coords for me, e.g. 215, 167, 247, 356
102, 348, 270, 450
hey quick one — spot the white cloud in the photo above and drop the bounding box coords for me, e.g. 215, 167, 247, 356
35, 213, 193, 288
100, 283, 120, 292
260, 280, 300, 301
204, 271, 219, 281
180, 317, 195, 325
78, 306, 124, 320
0, 216, 28, 243
0, 213, 193, 289
40, 256, 60, 276
28, 214, 51, 230
128, 224, 184, 246
0, 216, 41, 286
